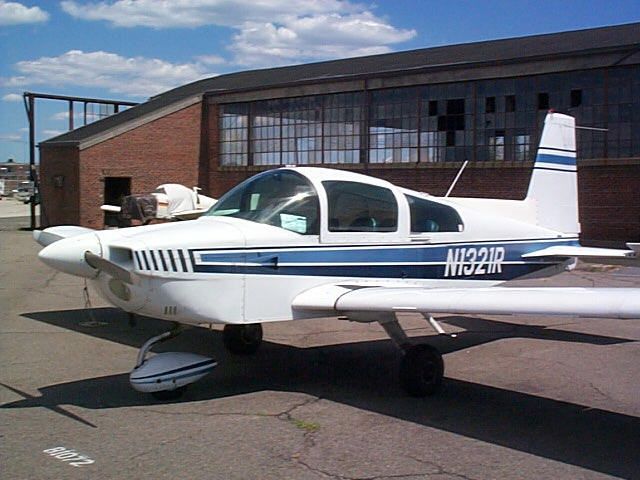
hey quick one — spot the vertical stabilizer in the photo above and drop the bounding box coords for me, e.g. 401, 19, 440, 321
526, 112, 580, 234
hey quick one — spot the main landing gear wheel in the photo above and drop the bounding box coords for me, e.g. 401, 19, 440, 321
399, 344, 444, 397
223, 324, 263, 355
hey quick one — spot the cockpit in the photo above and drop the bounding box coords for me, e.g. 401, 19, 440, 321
206, 170, 320, 234
206, 168, 463, 238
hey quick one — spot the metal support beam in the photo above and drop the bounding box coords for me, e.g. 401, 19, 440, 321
68, 100, 74, 131
21, 92, 139, 230
23, 94, 36, 230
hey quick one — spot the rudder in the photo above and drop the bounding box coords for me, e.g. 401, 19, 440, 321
526, 112, 580, 234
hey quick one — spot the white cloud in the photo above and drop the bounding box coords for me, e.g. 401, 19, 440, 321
231, 13, 415, 66
2, 93, 23, 102
1, 50, 214, 97
0, 133, 23, 142
43, 129, 65, 137
60, 0, 350, 28
60, 0, 416, 68
195, 54, 226, 66
51, 111, 102, 122
0, 1, 49, 26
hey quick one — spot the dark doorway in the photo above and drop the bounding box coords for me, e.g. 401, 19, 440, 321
104, 177, 131, 227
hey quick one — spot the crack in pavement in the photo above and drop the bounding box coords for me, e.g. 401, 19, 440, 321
406, 455, 479, 480
135, 395, 323, 422
126, 432, 194, 463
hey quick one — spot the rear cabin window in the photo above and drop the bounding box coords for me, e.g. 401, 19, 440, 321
323, 181, 398, 232
406, 195, 463, 233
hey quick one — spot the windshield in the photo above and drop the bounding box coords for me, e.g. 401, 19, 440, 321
206, 170, 319, 235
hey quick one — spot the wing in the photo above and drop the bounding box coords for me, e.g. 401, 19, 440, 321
293, 284, 640, 320
522, 244, 639, 267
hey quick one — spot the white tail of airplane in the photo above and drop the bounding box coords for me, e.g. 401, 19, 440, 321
448, 112, 580, 235
525, 112, 580, 234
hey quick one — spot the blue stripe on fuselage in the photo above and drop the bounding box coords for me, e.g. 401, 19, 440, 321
190, 238, 579, 281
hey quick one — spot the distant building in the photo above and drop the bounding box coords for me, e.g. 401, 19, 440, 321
39, 23, 640, 245
0, 159, 31, 196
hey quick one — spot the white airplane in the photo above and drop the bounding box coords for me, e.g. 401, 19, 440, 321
34, 112, 640, 399
101, 184, 217, 223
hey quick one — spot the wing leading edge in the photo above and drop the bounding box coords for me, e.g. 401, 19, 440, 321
293, 285, 640, 320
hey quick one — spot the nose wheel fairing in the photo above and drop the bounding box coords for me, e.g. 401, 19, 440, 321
129, 327, 217, 397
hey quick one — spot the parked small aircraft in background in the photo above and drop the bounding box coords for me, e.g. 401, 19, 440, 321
34, 112, 640, 399
101, 184, 217, 224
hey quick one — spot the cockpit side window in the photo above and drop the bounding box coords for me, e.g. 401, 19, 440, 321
323, 181, 398, 232
206, 170, 320, 235
406, 195, 463, 233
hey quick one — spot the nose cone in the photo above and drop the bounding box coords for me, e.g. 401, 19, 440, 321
38, 233, 101, 278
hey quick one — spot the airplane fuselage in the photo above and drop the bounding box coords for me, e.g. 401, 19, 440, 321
85, 215, 577, 326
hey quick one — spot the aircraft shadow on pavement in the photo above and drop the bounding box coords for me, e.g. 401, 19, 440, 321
2, 307, 639, 478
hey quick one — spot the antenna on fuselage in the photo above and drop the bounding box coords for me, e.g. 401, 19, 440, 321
444, 160, 468, 197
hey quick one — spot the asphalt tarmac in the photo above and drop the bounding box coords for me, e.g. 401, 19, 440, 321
1, 216, 639, 479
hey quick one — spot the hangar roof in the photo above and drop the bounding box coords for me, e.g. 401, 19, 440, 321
41, 22, 640, 148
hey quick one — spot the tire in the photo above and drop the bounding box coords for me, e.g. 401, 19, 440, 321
399, 344, 444, 397
223, 323, 263, 355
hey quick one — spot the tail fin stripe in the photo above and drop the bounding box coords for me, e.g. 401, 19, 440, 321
534, 166, 576, 173
538, 146, 576, 154
534, 153, 576, 166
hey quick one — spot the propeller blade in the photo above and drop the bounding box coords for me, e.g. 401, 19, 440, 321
84, 251, 137, 285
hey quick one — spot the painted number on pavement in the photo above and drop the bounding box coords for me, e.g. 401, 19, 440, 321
43, 447, 94, 467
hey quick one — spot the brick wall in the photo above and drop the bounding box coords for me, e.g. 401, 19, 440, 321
78, 103, 203, 228
578, 164, 640, 246
39, 146, 80, 226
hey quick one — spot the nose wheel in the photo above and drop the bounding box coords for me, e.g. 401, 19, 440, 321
129, 326, 217, 399
223, 324, 263, 355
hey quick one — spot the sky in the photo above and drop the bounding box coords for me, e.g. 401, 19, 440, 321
1, 0, 639, 163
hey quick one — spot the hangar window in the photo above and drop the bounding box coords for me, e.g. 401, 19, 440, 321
488, 131, 505, 161
570, 89, 582, 108
406, 195, 463, 233
323, 181, 398, 232
485, 96, 496, 113
515, 134, 530, 161
207, 170, 319, 235
220, 104, 248, 166
369, 88, 419, 164
538, 92, 549, 110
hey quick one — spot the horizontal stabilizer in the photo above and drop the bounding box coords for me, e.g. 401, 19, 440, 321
523, 245, 639, 267
293, 285, 640, 319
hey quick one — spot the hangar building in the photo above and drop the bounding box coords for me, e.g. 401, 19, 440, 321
39, 23, 640, 245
